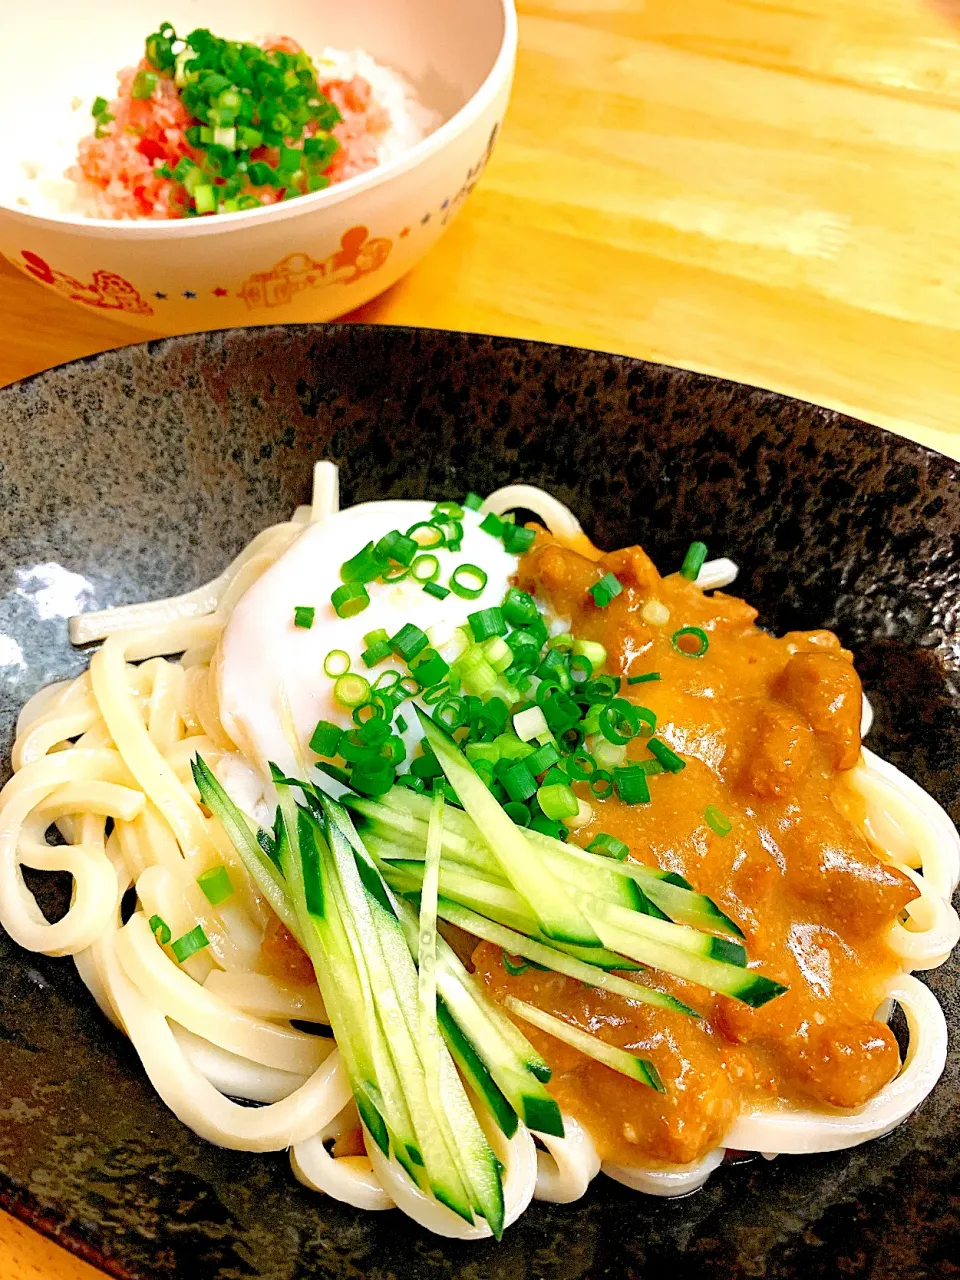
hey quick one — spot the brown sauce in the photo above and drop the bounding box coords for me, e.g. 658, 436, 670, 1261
472, 533, 917, 1168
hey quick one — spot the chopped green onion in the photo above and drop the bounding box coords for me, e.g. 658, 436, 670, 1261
412, 554, 440, 583
334, 674, 371, 708
171, 924, 210, 964
502, 524, 536, 555
149, 914, 171, 946
627, 672, 661, 685
586, 833, 630, 861
132, 69, 159, 99
293, 605, 315, 629
375, 530, 417, 566
433, 500, 464, 519
502, 803, 531, 828
361, 641, 392, 668
463, 491, 484, 511
672, 626, 710, 657
633, 706, 657, 736
390, 623, 429, 662
309, 719, 342, 757
501, 587, 538, 627
599, 698, 642, 745
331, 582, 369, 618
197, 864, 233, 905
525, 742, 561, 775
502, 761, 537, 803
513, 706, 549, 741
323, 650, 350, 678
406, 521, 445, 549
563, 750, 596, 780
351, 759, 396, 796
680, 541, 709, 581
433, 697, 468, 731
584, 675, 621, 701
411, 649, 449, 689
423, 581, 450, 600
461, 660, 498, 697
340, 542, 385, 584
704, 804, 732, 837
589, 572, 624, 608
613, 765, 651, 805
528, 813, 566, 840
468, 607, 507, 641
381, 563, 410, 584
590, 770, 614, 799
537, 782, 578, 820
479, 512, 503, 539
502, 950, 530, 976
648, 738, 686, 773
396, 714, 409, 734
572, 639, 607, 668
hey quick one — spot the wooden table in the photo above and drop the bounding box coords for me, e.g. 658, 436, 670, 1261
3, 0, 960, 1274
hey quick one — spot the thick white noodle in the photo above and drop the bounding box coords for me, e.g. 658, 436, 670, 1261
480, 485, 585, 543
861, 692, 874, 738
310, 460, 340, 523
173, 1025, 313, 1104
602, 1146, 727, 1197
292, 1101, 395, 1211
532, 1114, 601, 1203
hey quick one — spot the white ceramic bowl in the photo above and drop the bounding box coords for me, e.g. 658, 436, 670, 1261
0, 0, 516, 330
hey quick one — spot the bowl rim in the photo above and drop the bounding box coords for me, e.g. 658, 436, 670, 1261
0, 0, 518, 240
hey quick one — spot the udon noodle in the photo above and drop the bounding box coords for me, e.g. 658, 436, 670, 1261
1, 464, 956, 1238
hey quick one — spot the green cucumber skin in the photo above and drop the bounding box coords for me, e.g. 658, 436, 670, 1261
437, 1000, 519, 1139
591, 915, 786, 1007
371, 784, 745, 941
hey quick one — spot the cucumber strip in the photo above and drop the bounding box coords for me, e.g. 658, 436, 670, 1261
370, 784, 741, 936
393, 897, 553, 1083
386, 859, 540, 934
525, 829, 745, 941
320, 842, 426, 1185
373, 885, 505, 1237
418, 792, 445, 1091
570, 890, 747, 965
323, 816, 475, 1223
320, 794, 505, 1233
436, 898, 699, 1019
379, 856, 642, 970
504, 997, 664, 1092
191, 755, 301, 941
276, 796, 389, 1156
417, 708, 601, 947
345, 797, 498, 876
586, 910, 787, 1008
437, 998, 519, 1139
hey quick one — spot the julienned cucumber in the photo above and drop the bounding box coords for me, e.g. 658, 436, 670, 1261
416, 708, 602, 947
589, 910, 787, 1008
191, 756, 301, 941
360, 784, 743, 940
392, 898, 564, 1138
435, 897, 699, 1019
318, 795, 505, 1236
504, 997, 664, 1092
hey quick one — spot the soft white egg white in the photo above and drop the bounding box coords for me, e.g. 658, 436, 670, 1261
215, 500, 520, 797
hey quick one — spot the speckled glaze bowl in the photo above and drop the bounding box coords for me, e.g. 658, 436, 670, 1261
0, 325, 958, 1280
0, 0, 516, 330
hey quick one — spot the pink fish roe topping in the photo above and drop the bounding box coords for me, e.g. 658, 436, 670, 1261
73, 39, 390, 219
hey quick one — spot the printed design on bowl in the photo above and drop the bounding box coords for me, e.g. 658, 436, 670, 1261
17, 250, 154, 316
420, 123, 501, 229
237, 225, 392, 310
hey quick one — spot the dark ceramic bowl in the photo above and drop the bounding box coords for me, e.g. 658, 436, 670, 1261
0, 325, 957, 1280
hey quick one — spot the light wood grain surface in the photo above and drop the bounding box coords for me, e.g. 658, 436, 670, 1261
3, 0, 960, 1276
